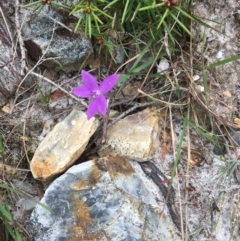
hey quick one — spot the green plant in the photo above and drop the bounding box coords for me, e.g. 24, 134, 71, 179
36, 83, 51, 104
207, 55, 240, 69
22, 0, 70, 14
0, 134, 4, 159
0, 184, 22, 241
22, 0, 195, 63
215, 159, 240, 182
55, 64, 64, 72
0, 183, 52, 240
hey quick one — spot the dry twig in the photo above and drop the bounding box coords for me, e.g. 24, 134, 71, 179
15, 0, 27, 75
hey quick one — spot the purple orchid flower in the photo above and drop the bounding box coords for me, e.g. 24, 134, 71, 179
72, 70, 120, 119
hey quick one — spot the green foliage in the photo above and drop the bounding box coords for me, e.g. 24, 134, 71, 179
22, 0, 194, 62
22, 0, 70, 14
208, 55, 240, 69
0, 134, 4, 159
55, 64, 64, 72
67, 0, 193, 44
170, 114, 187, 182
0, 186, 22, 241
215, 159, 240, 182
36, 83, 51, 104
0, 183, 52, 241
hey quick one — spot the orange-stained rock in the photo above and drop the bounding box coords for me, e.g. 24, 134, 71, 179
30, 109, 99, 181
30, 156, 180, 241
98, 108, 161, 161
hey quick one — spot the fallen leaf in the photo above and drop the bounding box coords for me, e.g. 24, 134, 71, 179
20, 136, 29, 141
182, 147, 205, 166
1, 106, 11, 114
234, 118, 240, 126
195, 85, 204, 93
192, 75, 200, 81
50, 91, 65, 101
116, 82, 141, 99
189, 157, 204, 166
223, 90, 232, 98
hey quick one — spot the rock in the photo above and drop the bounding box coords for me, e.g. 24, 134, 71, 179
21, 6, 93, 71
30, 109, 99, 181
115, 81, 142, 99
0, 15, 22, 106
0, 0, 15, 17
108, 35, 125, 64
29, 156, 180, 241
17, 198, 40, 213
157, 58, 170, 74
98, 109, 160, 161
14, 196, 40, 223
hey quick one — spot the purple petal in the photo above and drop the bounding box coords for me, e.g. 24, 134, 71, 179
86, 94, 107, 119
87, 98, 99, 119
96, 94, 107, 116
81, 70, 99, 91
72, 86, 92, 98
100, 74, 120, 94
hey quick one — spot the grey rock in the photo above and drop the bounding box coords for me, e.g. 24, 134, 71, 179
21, 6, 93, 71
108, 36, 125, 64
0, 0, 15, 17
0, 16, 22, 105
17, 198, 40, 212
30, 156, 179, 241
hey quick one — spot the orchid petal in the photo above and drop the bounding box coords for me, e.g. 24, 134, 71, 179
96, 94, 107, 116
72, 86, 92, 97
81, 70, 99, 91
87, 98, 99, 119
86, 95, 107, 119
100, 74, 120, 94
